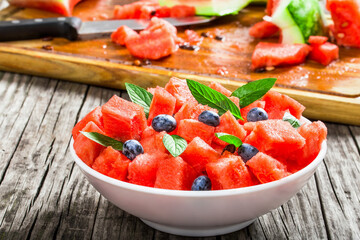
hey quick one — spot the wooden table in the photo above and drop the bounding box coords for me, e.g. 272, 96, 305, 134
0, 72, 359, 239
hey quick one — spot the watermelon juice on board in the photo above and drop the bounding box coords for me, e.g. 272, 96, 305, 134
72, 77, 327, 191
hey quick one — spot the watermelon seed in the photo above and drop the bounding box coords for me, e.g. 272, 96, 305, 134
221, 144, 236, 155
215, 35, 225, 41
179, 44, 200, 51
201, 32, 210, 38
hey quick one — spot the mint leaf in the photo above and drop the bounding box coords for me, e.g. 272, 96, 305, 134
162, 134, 187, 157
215, 133, 243, 148
80, 132, 123, 151
231, 78, 276, 108
125, 83, 153, 118
283, 112, 302, 129
186, 79, 243, 120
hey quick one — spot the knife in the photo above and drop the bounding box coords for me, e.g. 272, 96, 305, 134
0, 16, 215, 42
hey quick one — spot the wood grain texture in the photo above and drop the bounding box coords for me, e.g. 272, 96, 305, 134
1, 2, 360, 126
0, 72, 359, 239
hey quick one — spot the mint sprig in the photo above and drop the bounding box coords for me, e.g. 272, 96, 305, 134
283, 112, 302, 129
186, 79, 243, 120
215, 133, 243, 148
231, 78, 276, 108
125, 83, 153, 118
162, 134, 187, 157
80, 132, 123, 151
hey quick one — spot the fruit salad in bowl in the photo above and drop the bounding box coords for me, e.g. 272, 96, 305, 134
70, 77, 327, 236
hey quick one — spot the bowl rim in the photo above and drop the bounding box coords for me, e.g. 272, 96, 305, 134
70, 137, 327, 198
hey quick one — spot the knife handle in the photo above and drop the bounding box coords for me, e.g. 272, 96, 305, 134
0, 17, 82, 42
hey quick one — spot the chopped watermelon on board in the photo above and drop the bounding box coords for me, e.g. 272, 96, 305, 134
249, 21, 280, 39
251, 42, 311, 71
308, 36, 339, 66
116, 17, 179, 60
327, 0, 360, 48
8, 0, 82, 16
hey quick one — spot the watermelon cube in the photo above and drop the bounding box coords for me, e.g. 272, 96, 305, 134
128, 151, 169, 187
214, 111, 247, 146
288, 121, 327, 171
101, 95, 147, 142
73, 121, 106, 166
72, 106, 103, 140
206, 153, 257, 190
154, 156, 198, 190
262, 91, 305, 120
177, 119, 215, 145
174, 101, 217, 123
92, 146, 131, 181
208, 82, 232, 97
111, 25, 138, 45
245, 120, 306, 160
147, 86, 176, 125
140, 126, 167, 154
181, 137, 220, 174
164, 77, 195, 112
246, 152, 290, 183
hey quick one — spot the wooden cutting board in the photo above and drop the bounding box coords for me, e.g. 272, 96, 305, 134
0, 0, 359, 125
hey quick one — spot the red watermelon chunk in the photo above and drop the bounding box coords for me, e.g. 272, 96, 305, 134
123, 17, 178, 60
8, 0, 82, 16
92, 146, 131, 181
262, 91, 305, 120
308, 37, 339, 66
147, 86, 176, 125
73, 121, 106, 166
181, 137, 220, 174
170, 5, 196, 18
251, 42, 311, 70
154, 156, 197, 190
239, 100, 266, 124
327, 0, 360, 48
245, 120, 306, 160
174, 101, 217, 123
128, 151, 169, 187
177, 119, 215, 145
206, 153, 257, 190
288, 121, 327, 171
246, 152, 290, 184
101, 95, 147, 142
111, 25, 138, 46
165, 77, 195, 112
208, 82, 232, 97
72, 106, 103, 140
214, 111, 247, 146
140, 126, 167, 153
249, 21, 279, 39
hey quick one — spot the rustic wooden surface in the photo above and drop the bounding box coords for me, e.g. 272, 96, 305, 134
1, 1, 360, 125
0, 71, 359, 239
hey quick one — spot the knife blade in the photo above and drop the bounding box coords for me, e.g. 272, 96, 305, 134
0, 16, 215, 42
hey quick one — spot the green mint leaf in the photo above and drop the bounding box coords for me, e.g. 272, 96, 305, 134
283, 112, 302, 129
215, 133, 243, 148
186, 79, 243, 120
162, 134, 187, 157
80, 131, 123, 151
231, 78, 276, 108
125, 83, 153, 118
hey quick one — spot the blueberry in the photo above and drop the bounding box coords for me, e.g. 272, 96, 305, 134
122, 140, 144, 160
247, 107, 268, 122
191, 175, 212, 191
152, 114, 177, 132
238, 143, 259, 163
198, 110, 220, 127
221, 144, 236, 155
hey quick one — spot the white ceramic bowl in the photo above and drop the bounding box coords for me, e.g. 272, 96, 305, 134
70, 139, 327, 237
